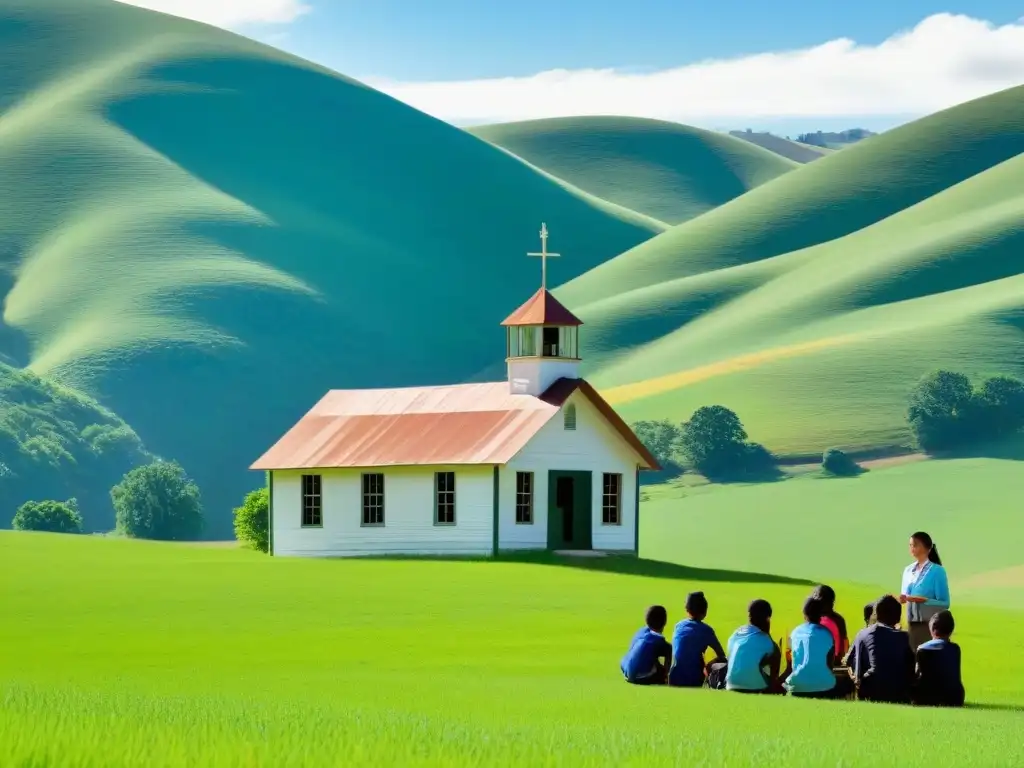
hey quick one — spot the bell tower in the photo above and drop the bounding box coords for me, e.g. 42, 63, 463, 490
501, 223, 583, 396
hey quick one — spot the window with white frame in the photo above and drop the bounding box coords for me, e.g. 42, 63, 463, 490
601, 473, 621, 525
301, 474, 322, 527
515, 471, 533, 524
361, 473, 384, 526
435, 471, 455, 524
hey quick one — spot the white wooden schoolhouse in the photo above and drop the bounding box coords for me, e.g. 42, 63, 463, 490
251, 224, 660, 557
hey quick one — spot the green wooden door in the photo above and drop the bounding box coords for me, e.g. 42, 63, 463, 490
547, 470, 593, 550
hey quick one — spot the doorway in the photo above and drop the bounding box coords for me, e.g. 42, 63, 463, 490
547, 470, 592, 550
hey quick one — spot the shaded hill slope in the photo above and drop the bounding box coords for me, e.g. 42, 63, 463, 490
470, 117, 797, 225
0, 0, 662, 534
568, 111, 1024, 454
728, 131, 833, 163
562, 85, 1024, 302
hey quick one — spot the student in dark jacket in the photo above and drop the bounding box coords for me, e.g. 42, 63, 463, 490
913, 610, 965, 707
621, 605, 672, 685
845, 594, 915, 704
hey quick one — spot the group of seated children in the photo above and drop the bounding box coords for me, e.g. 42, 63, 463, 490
620, 587, 965, 706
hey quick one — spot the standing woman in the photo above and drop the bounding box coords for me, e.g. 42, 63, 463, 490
900, 531, 950, 651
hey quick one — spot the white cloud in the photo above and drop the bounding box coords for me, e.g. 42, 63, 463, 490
117, 0, 310, 28
368, 14, 1024, 125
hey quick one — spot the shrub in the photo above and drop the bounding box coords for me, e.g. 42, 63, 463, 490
111, 461, 203, 541
233, 486, 269, 553
972, 375, 1024, 439
907, 371, 975, 451
821, 448, 860, 476
12, 498, 83, 534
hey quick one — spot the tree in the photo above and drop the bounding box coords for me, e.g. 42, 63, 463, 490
907, 371, 975, 451
233, 486, 269, 553
111, 461, 203, 541
11, 498, 83, 534
972, 375, 1024, 439
631, 420, 682, 471
679, 405, 749, 477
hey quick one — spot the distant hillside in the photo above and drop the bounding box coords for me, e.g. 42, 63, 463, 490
471, 117, 798, 225
0, 0, 662, 534
0, 364, 153, 531
729, 130, 833, 163
795, 128, 877, 149
561, 86, 1024, 456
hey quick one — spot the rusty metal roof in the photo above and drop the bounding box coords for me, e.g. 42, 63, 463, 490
251, 378, 659, 471
500, 288, 583, 327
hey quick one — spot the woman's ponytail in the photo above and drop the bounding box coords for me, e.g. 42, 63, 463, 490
912, 531, 943, 566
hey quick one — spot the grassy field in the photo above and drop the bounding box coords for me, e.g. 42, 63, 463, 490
728, 130, 834, 163
562, 85, 1024, 455
0, 0, 667, 534
3, 456, 1024, 766
470, 117, 797, 224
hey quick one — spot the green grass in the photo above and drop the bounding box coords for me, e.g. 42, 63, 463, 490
5, 457, 1024, 764
559, 85, 1024, 455
470, 117, 798, 224
642, 454, 1024, 609
0, 0, 666, 535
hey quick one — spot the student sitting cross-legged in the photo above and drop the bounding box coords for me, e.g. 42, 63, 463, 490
913, 610, 966, 708
784, 597, 841, 699
725, 599, 790, 694
845, 594, 915, 704
620, 605, 673, 685
668, 591, 727, 688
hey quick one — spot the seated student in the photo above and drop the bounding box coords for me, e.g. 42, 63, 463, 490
811, 584, 850, 660
863, 600, 877, 628
784, 597, 840, 699
725, 599, 791, 694
913, 610, 965, 707
620, 605, 672, 685
668, 591, 727, 688
845, 594, 915, 704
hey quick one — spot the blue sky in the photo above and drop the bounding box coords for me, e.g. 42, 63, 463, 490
126, 1, 1024, 133
277, 0, 1022, 81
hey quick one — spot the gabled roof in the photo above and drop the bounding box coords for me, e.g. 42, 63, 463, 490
250, 378, 659, 471
500, 288, 583, 327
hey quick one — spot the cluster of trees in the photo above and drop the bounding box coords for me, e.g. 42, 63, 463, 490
634, 405, 777, 480
907, 371, 1024, 452
795, 128, 875, 147
10, 460, 204, 540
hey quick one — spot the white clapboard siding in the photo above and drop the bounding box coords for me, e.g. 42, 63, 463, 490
272, 465, 493, 557
501, 391, 640, 552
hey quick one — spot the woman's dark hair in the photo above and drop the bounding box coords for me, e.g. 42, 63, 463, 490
810, 584, 848, 640
803, 596, 823, 624
912, 531, 943, 565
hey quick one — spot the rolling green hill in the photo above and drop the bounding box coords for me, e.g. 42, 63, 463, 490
0, 0, 663, 533
471, 117, 798, 224
560, 85, 1024, 455
728, 130, 834, 163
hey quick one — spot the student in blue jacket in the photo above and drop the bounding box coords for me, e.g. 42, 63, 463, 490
900, 531, 950, 651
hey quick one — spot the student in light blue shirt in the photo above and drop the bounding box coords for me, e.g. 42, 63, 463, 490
900, 531, 951, 651
784, 597, 839, 698
725, 599, 790, 694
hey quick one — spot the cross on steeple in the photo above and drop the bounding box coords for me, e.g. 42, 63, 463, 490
527, 222, 560, 290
